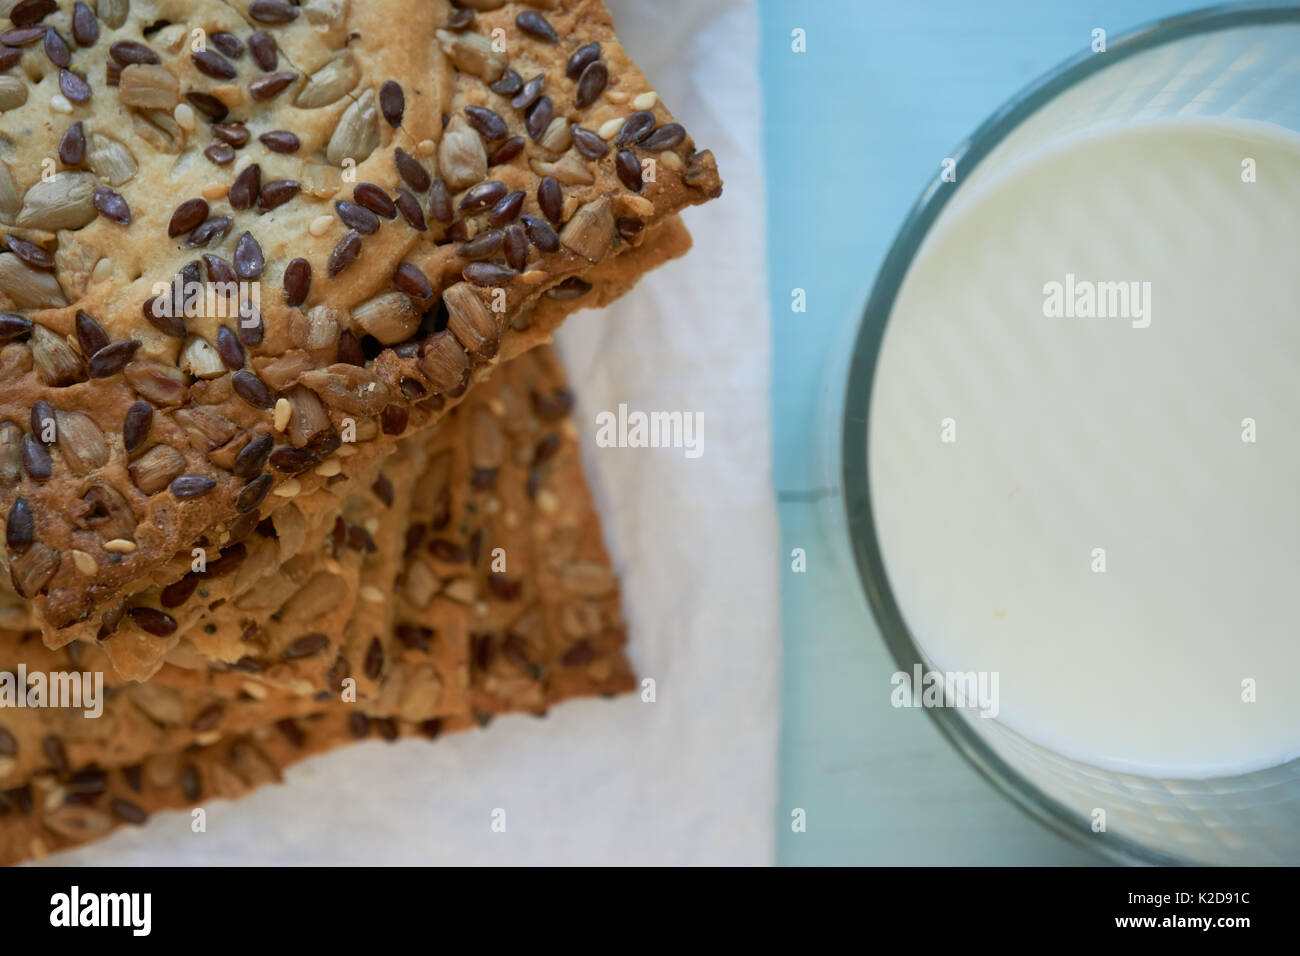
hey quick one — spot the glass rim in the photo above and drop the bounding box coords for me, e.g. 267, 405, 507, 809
840, 1, 1300, 867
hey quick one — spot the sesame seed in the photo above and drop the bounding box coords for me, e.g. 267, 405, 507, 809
273, 397, 291, 431
309, 214, 334, 237
173, 102, 196, 130
314, 458, 341, 477
50, 93, 73, 113
598, 117, 623, 140
91, 258, 114, 282
71, 550, 97, 575
416, 138, 437, 156
660, 150, 684, 171
201, 181, 229, 201
537, 489, 560, 514
336, 444, 357, 457
604, 90, 629, 104
363, 517, 380, 534
272, 478, 301, 498
633, 91, 658, 110
360, 585, 384, 603
104, 538, 137, 554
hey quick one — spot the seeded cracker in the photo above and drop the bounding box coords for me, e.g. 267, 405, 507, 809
43, 210, 690, 684
0, 0, 722, 648
0, 346, 636, 864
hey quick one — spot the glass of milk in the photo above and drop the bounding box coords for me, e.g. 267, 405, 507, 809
836, 5, 1300, 864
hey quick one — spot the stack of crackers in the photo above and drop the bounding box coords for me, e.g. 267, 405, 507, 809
0, 0, 719, 864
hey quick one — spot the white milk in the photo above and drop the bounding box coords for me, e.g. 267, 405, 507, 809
869, 119, 1300, 779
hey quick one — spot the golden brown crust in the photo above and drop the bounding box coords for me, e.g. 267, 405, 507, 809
0, 0, 721, 642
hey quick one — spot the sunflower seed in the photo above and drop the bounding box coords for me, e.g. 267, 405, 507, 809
53, 409, 107, 473
298, 364, 390, 414
29, 324, 83, 386
10, 541, 58, 597
283, 386, 330, 448
118, 63, 176, 109
0, 254, 65, 307
437, 114, 487, 191
420, 331, 470, 393
0, 75, 26, 110
442, 281, 500, 355
559, 196, 614, 262
16, 171, 96, 230
86, 134, 137, 185
296, 51, 357, 108
435, 28, 505, 82
179, 335, 224, 379
326, 87, 378, 165
125, 443, 182, 494
352, 291, 417, 344
124, 359, 187, 402
91, 0, 123, 29
538, 116, 571, 153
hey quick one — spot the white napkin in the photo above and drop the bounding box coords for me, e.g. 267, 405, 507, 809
48, 0, 776, 866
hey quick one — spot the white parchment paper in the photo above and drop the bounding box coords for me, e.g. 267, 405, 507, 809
49, 0, 776, 866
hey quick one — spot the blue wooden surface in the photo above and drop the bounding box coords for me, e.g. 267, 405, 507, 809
763, 0, 1196, 864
